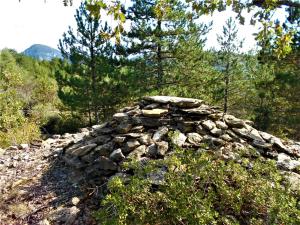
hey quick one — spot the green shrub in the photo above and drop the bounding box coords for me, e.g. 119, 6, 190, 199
0, 122, 40, 147
43, 114, 87, 134
95, 150, 300, 225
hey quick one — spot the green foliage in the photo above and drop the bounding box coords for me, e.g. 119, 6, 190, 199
95, 150, 300, 225
0, 49, 59, 147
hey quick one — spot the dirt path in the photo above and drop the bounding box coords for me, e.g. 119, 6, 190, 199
0, 136, 100, 225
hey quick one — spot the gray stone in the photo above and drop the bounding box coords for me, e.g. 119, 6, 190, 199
252, 140, 272, 149
52, 134, 61, 139
19, 144, 29, 150
94, 156, 118, 170
224, 115, 245, 128
116, 122, 132, 134
146, 144, 157, 157
203, 135, 225, 147
215, 121, 228, 130
177, 121, 194, 132
259, 131, 273, 142
170, 130, 187, 147
124, 140, 140, 153
181, 104, 215, 115
220, 134, 232, 142
226, 130, 239, 140
62, 155, 85, 169
110, 149, 125, 162
248, 127, 264, 142
244, 120, 254, 126
233, 127, 264, 142
94, 142, 114, 157
142, 109, 168, 117
87, 135, 111, 145
156, 141, 169, 156
113, 112, 129, 121
187, 133, 203, 146
124, 133, 143, 138
144, 103, 160, 109
210, 128, 223, 136
202, 120, 216, 130
196, 125, 207, 135
153, 126, 169, 142
128, 145, 147, 160
113, 136, 126, 144
283, 172, 300, 191
126, 107, 142, 116
208, 113, 224, 120
144, 96, 203, 108
96, 127, 114, 134
131, 126, 144, 132
271, 137, 288, 152
92, 122, 108, 131
48, 206, 80, 225
70, 144, 97, 157
277, 153, 300, 170
7, 145, 18, 151
133, 117, 172, 127
138, 133, 153, 145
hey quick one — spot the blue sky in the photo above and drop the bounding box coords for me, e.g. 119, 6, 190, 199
0, 0, 287, 52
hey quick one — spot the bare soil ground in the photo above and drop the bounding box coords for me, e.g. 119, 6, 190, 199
0, 140, 100, 225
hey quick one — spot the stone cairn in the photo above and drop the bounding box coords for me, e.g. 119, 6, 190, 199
59, 96, 300, 186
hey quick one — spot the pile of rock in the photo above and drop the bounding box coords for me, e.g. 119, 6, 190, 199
60, 96, 300, 185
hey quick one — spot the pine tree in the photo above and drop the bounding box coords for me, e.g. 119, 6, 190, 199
217, 17, 244, 113
122, 0, 203, 89
59, 2, 112, 124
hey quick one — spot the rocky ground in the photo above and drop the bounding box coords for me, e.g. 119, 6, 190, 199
0, 134, 100, 225
1, 96, 300, 225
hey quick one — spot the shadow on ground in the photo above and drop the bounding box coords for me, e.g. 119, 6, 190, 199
0, 150, 102, 225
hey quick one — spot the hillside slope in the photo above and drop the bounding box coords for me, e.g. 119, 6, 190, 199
23, 44, 62, 61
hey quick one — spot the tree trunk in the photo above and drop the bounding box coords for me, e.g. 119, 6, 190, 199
224, 63, 230, 113
157, 19, 164, 89
90, 23, 99, 124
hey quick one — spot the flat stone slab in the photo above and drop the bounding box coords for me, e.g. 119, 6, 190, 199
142, 109, 168, 117
144, 96, 203, 108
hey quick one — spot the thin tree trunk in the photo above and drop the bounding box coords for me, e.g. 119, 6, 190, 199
157, 19, 164, 89
90, 23, 99, 124
224, 63, 230, 113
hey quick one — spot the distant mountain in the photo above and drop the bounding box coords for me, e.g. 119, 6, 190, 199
23, 44, 63, 61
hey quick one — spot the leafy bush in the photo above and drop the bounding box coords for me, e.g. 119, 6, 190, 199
95, 150, 300, 225
43, 114, 87, 135
0, 122, 40, 147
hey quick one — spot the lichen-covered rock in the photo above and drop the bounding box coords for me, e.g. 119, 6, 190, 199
186, 133, 203, 146
202, 120, 216, 130
170, 130, 187, 147
156, 141, 169, 156
128, 145, 147, 160
216, 121, 228, 130
277, 153, 300, 170
138, 133, 153, 145
224, 115, 245, 128
153, 126, 169, 142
